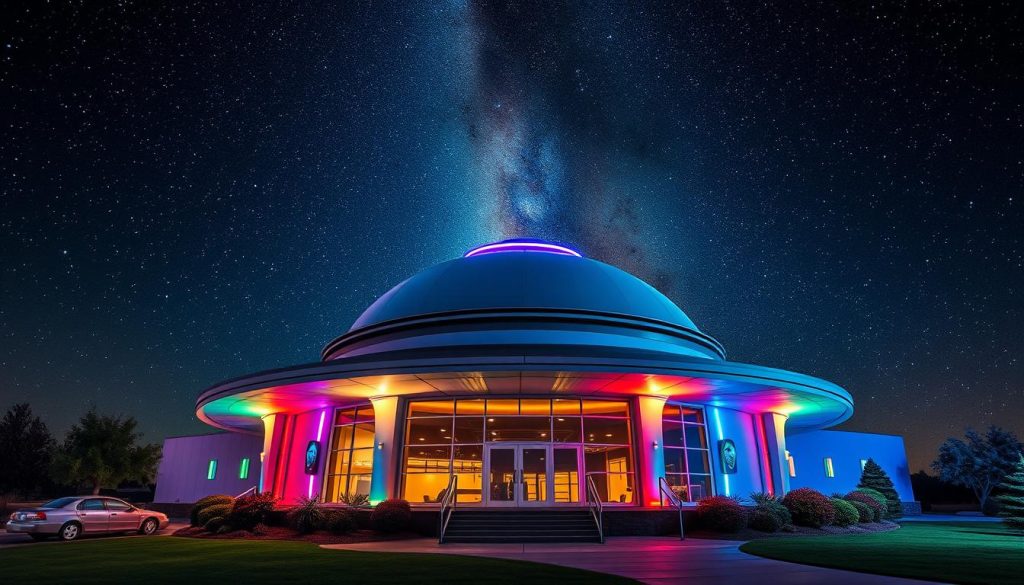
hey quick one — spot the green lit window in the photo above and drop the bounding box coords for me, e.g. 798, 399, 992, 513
207, 459, 218, 480
824, 457, 835, 478
239, 458, 250, 479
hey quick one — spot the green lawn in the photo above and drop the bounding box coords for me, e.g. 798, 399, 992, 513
0, 537, 635, 585
740, 521, 1023, 585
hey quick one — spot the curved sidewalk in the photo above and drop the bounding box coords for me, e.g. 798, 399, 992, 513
323, 536, 939, 584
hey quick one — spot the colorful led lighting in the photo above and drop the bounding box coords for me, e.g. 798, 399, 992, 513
712, 408, 730, 496
464, 240, 582, 258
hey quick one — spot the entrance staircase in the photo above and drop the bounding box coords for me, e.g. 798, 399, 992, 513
440, 509, 602, 543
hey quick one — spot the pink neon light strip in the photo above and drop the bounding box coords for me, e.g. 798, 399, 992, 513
464, 241, 582, 258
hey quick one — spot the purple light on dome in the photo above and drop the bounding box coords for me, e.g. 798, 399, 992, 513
464, 240, 582, 258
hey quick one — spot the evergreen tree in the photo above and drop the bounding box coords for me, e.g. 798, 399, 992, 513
858, 458, 903, 518
994, 454, 1024, 530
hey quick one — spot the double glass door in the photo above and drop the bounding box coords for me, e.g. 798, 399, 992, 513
485, 443, 581, 506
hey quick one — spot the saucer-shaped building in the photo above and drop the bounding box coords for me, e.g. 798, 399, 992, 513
156, 239, 914, 514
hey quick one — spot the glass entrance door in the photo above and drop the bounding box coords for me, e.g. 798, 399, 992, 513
485, 444, 581, 506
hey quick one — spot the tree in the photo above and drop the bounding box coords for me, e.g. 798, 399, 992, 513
0, 404, 55, 496
51, 410, 162, 495
858, 458, 903, 518
932, 426, 1022, 514
994, 455, 1024, 530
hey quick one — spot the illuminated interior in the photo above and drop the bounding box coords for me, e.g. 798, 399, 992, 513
323, 404, 375, 502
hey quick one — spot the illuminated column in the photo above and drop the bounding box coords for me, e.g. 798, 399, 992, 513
636, 395, 668, 506
259, 413, 288, 496
369, 396, 400, 504
761, 412, 790, 494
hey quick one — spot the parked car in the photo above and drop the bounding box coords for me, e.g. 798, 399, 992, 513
6, 496, 169, 541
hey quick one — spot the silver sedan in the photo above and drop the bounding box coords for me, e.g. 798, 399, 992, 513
6, 496, 169, 541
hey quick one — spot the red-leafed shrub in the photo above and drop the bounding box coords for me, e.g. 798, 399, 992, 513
781, 488, 836, 528
696, 496, 747, 533
370, 498, 412, 533
228, 492, 279, 530
844, 491, 885, 522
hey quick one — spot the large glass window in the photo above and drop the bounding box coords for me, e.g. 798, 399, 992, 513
662, 403, 712, 502
324, 404, 375, 503
401, 398, 634, 505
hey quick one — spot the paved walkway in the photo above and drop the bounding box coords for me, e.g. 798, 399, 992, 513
323, 537, 939, 584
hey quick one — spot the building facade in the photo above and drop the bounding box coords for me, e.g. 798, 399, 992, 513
156, 239, 915, 510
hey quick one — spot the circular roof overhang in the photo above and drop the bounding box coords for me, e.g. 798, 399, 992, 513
196, 346, 852, 435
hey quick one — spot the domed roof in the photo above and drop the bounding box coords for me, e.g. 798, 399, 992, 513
349, 239, 699, 332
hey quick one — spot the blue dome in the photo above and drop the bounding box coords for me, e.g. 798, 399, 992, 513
349, 247, 698, 331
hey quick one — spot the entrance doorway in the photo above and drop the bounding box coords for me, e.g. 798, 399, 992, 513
485, 443, 582, 506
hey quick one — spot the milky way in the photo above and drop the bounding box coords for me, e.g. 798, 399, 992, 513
1, 2, 1021, 471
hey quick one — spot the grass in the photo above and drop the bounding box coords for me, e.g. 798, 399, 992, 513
0, 537, 635, 585
740, 521, 1023, 585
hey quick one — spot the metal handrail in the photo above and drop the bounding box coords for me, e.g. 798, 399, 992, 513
658, 476, 685, 540
585, 474, 604, 543
236, 486, 258, 498
437, 474, 458, 544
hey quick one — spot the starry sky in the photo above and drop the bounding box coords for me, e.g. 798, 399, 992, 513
1, 2, 1021, 472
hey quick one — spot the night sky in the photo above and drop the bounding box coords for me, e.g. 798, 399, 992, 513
2, 2, 1021, 472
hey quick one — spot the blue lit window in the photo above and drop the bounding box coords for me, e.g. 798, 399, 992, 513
207, 459, 218, 480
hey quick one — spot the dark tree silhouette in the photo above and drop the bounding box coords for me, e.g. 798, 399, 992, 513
51, 410, 162, 495
0, 403, 55, 496
932, 426, 1022, 513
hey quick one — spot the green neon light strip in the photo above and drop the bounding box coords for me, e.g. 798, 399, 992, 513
239, 458, 250, 479
207, 459, 218, 480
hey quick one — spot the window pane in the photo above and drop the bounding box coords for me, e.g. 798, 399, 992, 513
581, 400, 628, 416
682, 408, 703, 424
583, 417, 630, 444
551, 398, 580, 415
409, 401, 454, 416
407, 417, 452, 445
487, 417, 550, 441
352, 422, 376, 450
403, 446, 451, 473
486, 399, 519, 415
332, 426, 354, 451
346, 474, 372, 498
663, 447, 687, 475
335, 408, 358, 425
453, 445, 483, 472
662, 420, 684, 447
684, 424, 707, 449
552, 416, 582, 442
584, 446, 633, 475
404, 473, 451, 503
686, 449, 710, 474
326, 450, 351, 476
689, 475, 712, 501
519, 399, 551, 415
455, 399, 485, 415
664, 473, 689, 501
105, 499, 130, 511
349, 448, 374, 474
606, 473, 634, 503
662, 403, 682, 419
453, 416, 484, 443
353, 405, 374, 421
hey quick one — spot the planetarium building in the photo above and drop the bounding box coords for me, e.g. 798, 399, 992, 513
155, 239, 915, 530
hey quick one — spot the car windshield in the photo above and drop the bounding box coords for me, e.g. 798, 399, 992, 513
41, 497, 79, 509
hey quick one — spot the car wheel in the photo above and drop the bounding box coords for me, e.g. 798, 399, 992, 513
140, 518, 159, 535
59, 522, 82, 541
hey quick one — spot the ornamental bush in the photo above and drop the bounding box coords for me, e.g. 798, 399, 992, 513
203, 516, 226, 533
190, 494, 234, 526
696, 496, 747, 533
848, 499, 874, 523
748, 507, 782, 532
228, 491, 278, 530
325, 508, 358, 534
197, 503, 233, 528
843, 491, 885, 522
749, 492, 792, 527
858, 459, 903, 518
371, 498, 412, 533
830, 498, 860, 527
781, 488, 836, 528
288, 497, 327, 534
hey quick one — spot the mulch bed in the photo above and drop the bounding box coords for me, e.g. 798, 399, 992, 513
173, 525, 422, 544
688, 521, 900, 541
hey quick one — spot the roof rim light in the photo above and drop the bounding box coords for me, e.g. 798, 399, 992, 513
464, 240, 582, 258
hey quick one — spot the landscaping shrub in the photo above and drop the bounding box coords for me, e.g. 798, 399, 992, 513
197, 503, 233, 528
190, 494, 234, 526
848, 499, 874, 523
858, 459, 903, 518
370, 498, 412, 533
994, 454, 1024, 529
749, 492, 791, 527
339, 493, 370, 507
748, 507, 782, 532
203, 516, 226, 533
843, 491, 885, 522
288, 497, 327, 534
855, 488, 889, 520
325, 508, 358, 535
228, 491, 278, 530
781, 488, 835, 528
830, 498, 860, 527
696, 496, 747, 533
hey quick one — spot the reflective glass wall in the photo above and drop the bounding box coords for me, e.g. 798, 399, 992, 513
323, 404, 375, 503
661, 403, 713, 502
